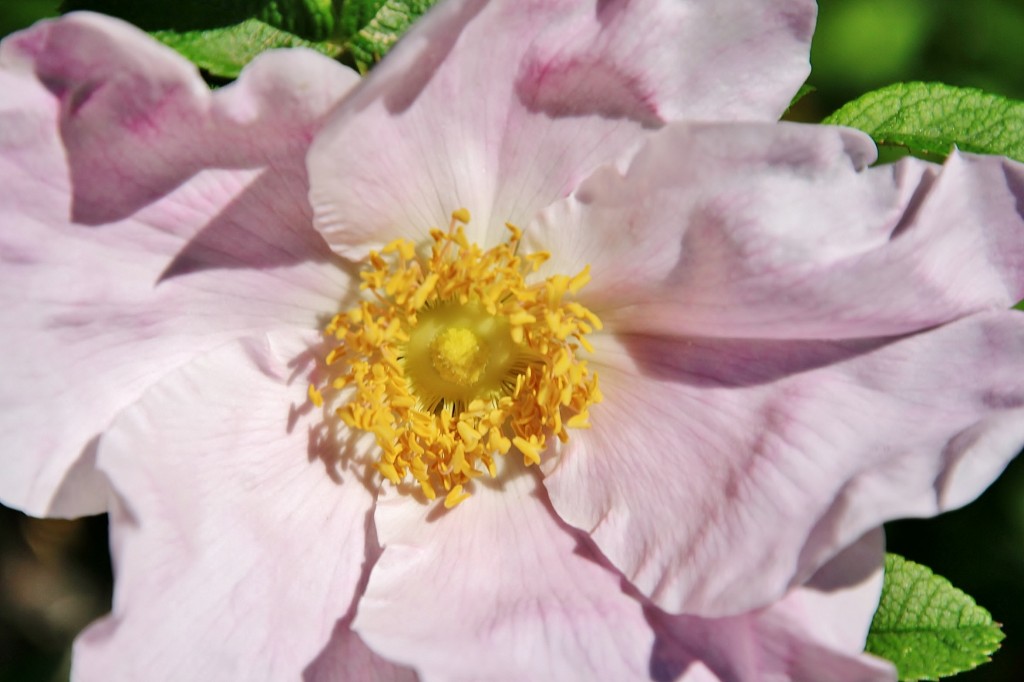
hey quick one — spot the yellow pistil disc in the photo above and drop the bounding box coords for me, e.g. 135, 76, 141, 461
429, 327, 489, 386
309, 209, 602, 506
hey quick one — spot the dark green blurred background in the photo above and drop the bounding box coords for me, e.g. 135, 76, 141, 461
1, 0, 1023, 680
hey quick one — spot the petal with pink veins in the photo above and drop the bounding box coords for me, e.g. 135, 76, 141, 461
531, 122, 1024, 339
353, 465, 655, 682
0, 14, 358, 517
308, 0, 816, 258
544, 312, 1024, 616
73, 334, 380, 682
649, 530, 894, 682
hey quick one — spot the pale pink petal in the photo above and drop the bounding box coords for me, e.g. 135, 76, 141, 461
304, 622, 419, 682
649, 530, 894, 682
531, 122, 1024, 339
353, 464, 655, 682
308, 0, 816, 258
544, 312, 1024, 616
791, 529, 885, 655
73, 334, 378, 682
0, 15, 358, 516
529, 0, 816, 123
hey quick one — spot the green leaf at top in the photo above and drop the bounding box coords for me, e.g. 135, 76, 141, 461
151, 19, 341, 79
63, 0, 437, 78
865, 554, 1004, 681
341, 0, 438, 73
824, 82, 1024, 163
62, 0, 341, 42
337, 0, 388, 40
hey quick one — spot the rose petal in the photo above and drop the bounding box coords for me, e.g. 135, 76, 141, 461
531, 122, 1024, 339
544, 312, 1024, 616
525, 0, 816, 123
5, 12, 357, 224
0, 15, 357, 516
303, 622, 419, 682
308, 0, 816, 258
794, 528, 885, 654
649, 530, 893, 682
353, 465, 655, 681
72, 334, 376, 682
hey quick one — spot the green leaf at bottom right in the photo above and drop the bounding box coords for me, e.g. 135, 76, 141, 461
866, 554, 1004, 681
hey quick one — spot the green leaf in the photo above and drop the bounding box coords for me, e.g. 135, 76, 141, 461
62, 0, 264, 31
63, 0, 435, 78
824, 82, 1024, 163
336, 0, 388, 39
866, 554, 1004, 681
256, 0, 338, 41
62, 0, 340, 40
151, 18, 341, 79
340, 0, 438, 73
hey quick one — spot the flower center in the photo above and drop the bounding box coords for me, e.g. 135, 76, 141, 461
404, 300, 515, 407
308, 210, 601, 508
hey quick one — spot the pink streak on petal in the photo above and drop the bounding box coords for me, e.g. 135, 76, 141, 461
525, 0, 816, 124
308, 0, 816, 258
72, 334, 376, 682
0, 15, 357, 517
5, 12, 357, 225
353, 466, 655, 681
544, 312, 1024, 616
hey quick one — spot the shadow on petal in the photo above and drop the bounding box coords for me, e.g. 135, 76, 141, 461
619, 333, 894, 390
157, 168, 339, 282
302, 504, 419, 682
44, 435, 111, 518
378, 0, 487, 114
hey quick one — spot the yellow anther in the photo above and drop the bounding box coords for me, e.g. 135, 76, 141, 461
568, 265, 591, 294
513, 436, 542, 466
411, 272, 439, 310
378, 461, 401, 483
552, 349, 571, 377
308, 383, 324, 408
420, 479, 437, 500
398, 240, 416, 261
456, 421, 481, 449
509, 311, 537, 326
526, 251, 550, 271
444, 484, 472, 509
488, 429, 512, 454
452, 207, 471, 224
566, 412, 591, 429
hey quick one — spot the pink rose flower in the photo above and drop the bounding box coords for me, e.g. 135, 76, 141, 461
2, 2, 1023, 681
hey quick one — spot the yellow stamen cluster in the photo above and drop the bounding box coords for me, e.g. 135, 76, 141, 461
309, 210, 601, 508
